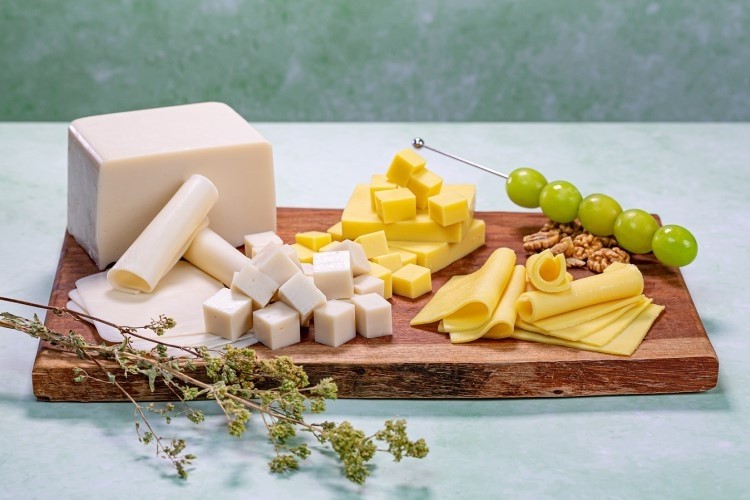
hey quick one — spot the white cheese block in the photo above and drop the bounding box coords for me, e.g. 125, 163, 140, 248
68, 102, 276, 269
353, 274, 385, 298
231, 262, 279, 308
253, 245, 302, 286
107, 174, 216, 293
244, 231, 283, 258
203, 288, 254, 341
350, 293, 393, 338
313, 251, 354, 300
253, 302, 301, 350
313, 300, 356, 347
278, 272, 327, 324
184, 227, 251, 287
321, 240, 371, 276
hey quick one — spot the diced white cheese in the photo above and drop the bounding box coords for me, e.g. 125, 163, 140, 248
68, 102, 276, 269
185, 227, 251, 287
301, 263, 314, 276
253, 302, 301, 350
280, 244, 304, 270
353, 274, 385, 298
244, 231, 283, 258
278, 272, 327, 324
321, 240, 371, 276
203, 288, 254, 341
253, 245, 302, 286
313, 300, 356, 347
231, 262, 279, 308
350, 293, 393, 338
313, 251, 353, 300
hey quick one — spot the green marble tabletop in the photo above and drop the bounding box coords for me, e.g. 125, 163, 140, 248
0, 122, 748, 499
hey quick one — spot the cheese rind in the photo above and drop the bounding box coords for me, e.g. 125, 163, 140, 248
68, 102, 275, 269
185, 227, 252, 288
108, 174, 217, 293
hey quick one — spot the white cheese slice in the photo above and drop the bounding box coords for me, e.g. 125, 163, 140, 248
184, 227, 251, 287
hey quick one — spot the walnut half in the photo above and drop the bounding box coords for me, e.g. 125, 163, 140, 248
587, 247, 630, 273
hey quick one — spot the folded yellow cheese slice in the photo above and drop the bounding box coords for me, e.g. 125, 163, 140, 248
411, 247, 515, 330
510, 303, 664, 356
578, 298, 652, 347
527, 294, 644, 332
516, 263, 644, 323
526, 250, 571, 293
450, 265, 527, 343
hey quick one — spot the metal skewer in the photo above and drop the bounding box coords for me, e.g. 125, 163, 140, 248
411, 137, 509, 180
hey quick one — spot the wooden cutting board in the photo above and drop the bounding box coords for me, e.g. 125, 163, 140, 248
33, 208, 718, 401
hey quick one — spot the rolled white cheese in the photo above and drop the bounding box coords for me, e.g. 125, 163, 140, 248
107, 174, 218, 293
184, 227, 251, 287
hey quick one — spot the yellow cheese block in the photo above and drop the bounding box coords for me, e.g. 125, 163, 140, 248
374, 187, 417, 223
450, 265, 527, 343
516, 264, 644, 323
327, 221, 344, 242
355, 230, 390, 258
388, 247, 418, 266
411, 247, 516, 330
392, 264, 432, 299
369, 174, 398, 210
528, 294, 644, 332
342, 184, 467, 242
428, 191, 470, 227
368, 262, 393, 299
389, 219, 486, 273
407, 168, 443, 209
386, 149, 426, 186
290, 243, 315, 264
578, 298, 652, 346
295, 231, 332, 251
526, 250, 571, 293
372, 252, 403, 272
510, 303, 665, 356
515, 295, 646, 341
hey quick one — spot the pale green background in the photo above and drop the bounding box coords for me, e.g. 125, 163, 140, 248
2, 0, 749, 121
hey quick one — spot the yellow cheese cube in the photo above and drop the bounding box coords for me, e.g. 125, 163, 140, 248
407, 168, 443, 209
374, 188, 417, 224
386, 149, 426, 186
389, 247, 418, 266
354, 230, 390, 259
290, 243, 315, 264
327, 221, 344, 242
369, 174, 398, 210
295, 231, 332, 251
342, 184, 466, 242
428, 191, 470, 227
392, 264, 432, 299
389, 219, 486, 272
444, 184, 477, 213
371, 252, 403, 272
368, 262, 393, 299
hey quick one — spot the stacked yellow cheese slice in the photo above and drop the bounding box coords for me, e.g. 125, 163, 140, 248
326, 149, 486, 275
412, 249, 664, 356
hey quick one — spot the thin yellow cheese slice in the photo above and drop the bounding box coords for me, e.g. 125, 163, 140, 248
450, 265, 527, 343
411, 247, 516, 329
527, 294, 644, 332
516, 295, 646, 341
526, 250, 570, 293
516, 264, 644, 323
510, 303, 664, 356
578, 298, 652, 346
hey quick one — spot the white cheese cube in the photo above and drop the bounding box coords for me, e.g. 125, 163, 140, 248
280, 244, 304, 270
68, 102, 275, 269
313, 251, 353, 300
321, 240, 371, 276
278, 272, 327, 324
231, 262, 279, 308
203, 288, 254, 341
349, 293, 393, 338
244, 231, 283, 258
253, 302, 301, 350
314, 300, 356, 347
253, 245, 301, 286
301, 263, 314, 276
353, 274, 385, 298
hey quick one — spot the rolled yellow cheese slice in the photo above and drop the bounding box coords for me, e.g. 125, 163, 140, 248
515, 263, 644, 323
184, 227, 252, 287
526, 250, 571, 293
451, 265, 527, 343
411, 247, 516, 329
108, 174, 218, 293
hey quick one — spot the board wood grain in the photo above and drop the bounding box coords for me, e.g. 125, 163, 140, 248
33, 208, 718, 401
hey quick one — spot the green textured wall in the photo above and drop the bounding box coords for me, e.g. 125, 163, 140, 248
1, 0, 749, 121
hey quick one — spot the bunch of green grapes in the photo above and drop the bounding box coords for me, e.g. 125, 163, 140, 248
505, 168, 697, 267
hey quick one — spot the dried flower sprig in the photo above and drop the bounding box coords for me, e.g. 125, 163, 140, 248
0, 296, 428, 484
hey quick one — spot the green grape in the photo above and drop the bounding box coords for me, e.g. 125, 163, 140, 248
506, 168, 548, 208
577, 193, 622, 236
652, 225, 698, 267
538, 180, 582, 223
613, 209, 659, 254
